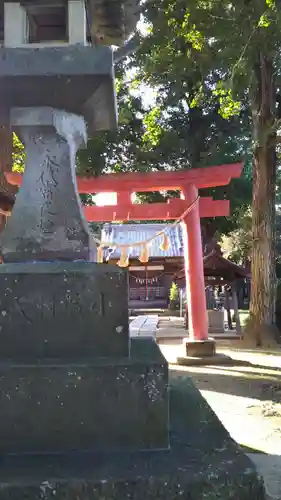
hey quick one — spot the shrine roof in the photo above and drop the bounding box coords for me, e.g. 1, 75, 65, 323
101, 223, 184, 259
173, 243, 249, 281
203, 249, 249, 279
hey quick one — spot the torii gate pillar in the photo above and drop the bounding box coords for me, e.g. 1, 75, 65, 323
181, 184, 215, 358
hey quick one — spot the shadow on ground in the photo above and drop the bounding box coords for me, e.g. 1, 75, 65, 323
170, 364, 281, 402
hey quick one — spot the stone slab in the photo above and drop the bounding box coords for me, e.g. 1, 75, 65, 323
0, 46, 117, 132
0, 377, 265, 499
0, 262, 129, 359
0, 338, 168, 454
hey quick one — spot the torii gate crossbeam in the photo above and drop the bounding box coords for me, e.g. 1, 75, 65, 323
84, 198, 229, 221
6, 162, 242, 193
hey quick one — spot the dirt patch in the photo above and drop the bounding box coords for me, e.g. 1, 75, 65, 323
160, 341, 281, 454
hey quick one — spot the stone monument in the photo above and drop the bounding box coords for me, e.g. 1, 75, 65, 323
0, 1, 265, 498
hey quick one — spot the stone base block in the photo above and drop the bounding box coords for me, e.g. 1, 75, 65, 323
0, 378, 265, 500
0, 263, 129, 359
184, 337, 216, 357
0, 338, 168, 454
177, 338, 235, 365
177, 353, 234, 366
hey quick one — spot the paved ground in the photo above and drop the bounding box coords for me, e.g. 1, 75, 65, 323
157, 316, 242, 339
129, 315, 158, 338
158, 340, 281, 499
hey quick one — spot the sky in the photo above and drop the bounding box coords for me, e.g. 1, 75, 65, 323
95, 192, 117, 206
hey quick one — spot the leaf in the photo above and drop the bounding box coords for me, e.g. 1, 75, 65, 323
266, 0, 276, 10
258, 14, 270, 28
185, 25, 204, 51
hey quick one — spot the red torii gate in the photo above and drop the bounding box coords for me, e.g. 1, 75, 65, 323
6, 163, 243, 347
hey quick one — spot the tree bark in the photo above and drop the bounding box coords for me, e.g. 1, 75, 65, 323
249, 52, 277, 346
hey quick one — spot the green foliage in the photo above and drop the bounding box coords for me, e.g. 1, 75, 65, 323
138, 0, 281, 86
12, 134, 25, 172
76, 63, 153, 178
77, 63, 252, 237
128, 0, 281, 250
169, 282, 179, 309
220, 208, 252, 264
169, 282, 178, 301
142, 107, 163, 147
10, 2, 261, 240
212, 88, 241, 120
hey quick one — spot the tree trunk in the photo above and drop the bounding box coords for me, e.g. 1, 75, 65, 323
249, 52, 277, 346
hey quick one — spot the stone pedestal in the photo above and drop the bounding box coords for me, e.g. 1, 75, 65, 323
0, 262, 129, 358
1, 108, 96, 262
0, 262, 168, 454
177, 337, 233, 366
0, 340, 168, 454
0, 377, 265, 500
184, 338, 216, 357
